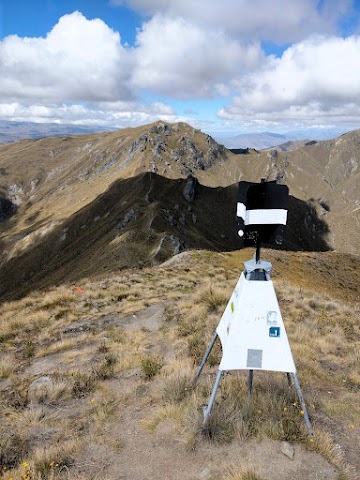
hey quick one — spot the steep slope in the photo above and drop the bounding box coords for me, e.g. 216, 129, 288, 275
0, 173, 330, 301
0, 122, 228, 237
206, 131, 360, 254
0, 121, 359, 299
0, 174, 236, 300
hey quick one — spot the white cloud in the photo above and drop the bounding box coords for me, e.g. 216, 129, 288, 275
0, 101, 177, 127
1, 8, 360, 132
219, 35, 360, 127
112, 0, 353, 43
132, 14, 264, 98
0, 11, 133, 103
0, 10, 264, 121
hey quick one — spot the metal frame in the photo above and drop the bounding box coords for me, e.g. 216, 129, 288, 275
195, 256, 314, 437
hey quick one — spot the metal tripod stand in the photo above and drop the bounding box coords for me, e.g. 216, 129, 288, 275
195, 248, 314, 437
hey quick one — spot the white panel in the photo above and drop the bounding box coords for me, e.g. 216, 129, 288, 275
245, 209, 287, 225
236, 202, 246, 220
216, 273, 245, 349
217, 275, 296, 373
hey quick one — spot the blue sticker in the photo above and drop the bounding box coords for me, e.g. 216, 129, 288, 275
269, 327, 280, 338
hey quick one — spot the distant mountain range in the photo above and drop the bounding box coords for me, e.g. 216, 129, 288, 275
0, 120, 116, 143
0, 120, 352, 149
215, 132, 290, 150
215, 128, 352, 150
0, 121, 359, 300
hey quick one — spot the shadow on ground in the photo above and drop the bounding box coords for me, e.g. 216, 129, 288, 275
0, 173, 331, 302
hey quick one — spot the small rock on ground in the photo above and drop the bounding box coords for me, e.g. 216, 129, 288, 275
280, 441, 295, 460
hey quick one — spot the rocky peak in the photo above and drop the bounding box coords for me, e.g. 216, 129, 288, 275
149, 123, 173, 136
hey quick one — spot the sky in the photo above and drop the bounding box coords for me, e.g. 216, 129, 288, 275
1, 0, 360, 137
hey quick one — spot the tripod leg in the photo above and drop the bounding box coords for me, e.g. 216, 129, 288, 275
292, 373, 314, 437
195, 332, 218, 382
248, 370, 254, 393
203, 370, 223, 424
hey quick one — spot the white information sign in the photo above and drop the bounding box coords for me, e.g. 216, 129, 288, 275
216, 274, 296, 373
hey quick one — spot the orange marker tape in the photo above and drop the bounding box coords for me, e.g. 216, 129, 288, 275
74, 286, 100, 312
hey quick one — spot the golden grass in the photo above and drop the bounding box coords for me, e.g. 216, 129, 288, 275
197, 284, 230, 312
321, 393, 360, 420
161, 363, 194, 403
1, 310, 50, 341
28, 379, 72, 405
89, 387, 120, 426
305, 430, 355, 479
0, 249, 358, 478
221, 466, 265, 480
0, 355, 16, 379
11, 405, 57, 430
36, 335, 89, 357
30, 438, 82, 479
141, 404, 184, 433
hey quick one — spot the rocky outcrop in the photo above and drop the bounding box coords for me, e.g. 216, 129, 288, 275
0, 196, 17, 221
176, 135, 226, 171
8, 183, 24, 206
182, 175, 198, 203
121, 123, 229, 178
151, 135, 167, 156
128, 135, 148, 155
149, 123, 173, 136
117, 209, 137, 233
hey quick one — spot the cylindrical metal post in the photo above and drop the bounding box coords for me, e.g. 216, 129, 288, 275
292, 373, 314, 437
203, 370, 223, 424
195, 332, 218, 382
248, 370, 254, 393
255, 241, 261, 263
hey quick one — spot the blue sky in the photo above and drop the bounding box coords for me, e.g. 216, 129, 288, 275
1, 0, 360, 137
0, 1, 142, 44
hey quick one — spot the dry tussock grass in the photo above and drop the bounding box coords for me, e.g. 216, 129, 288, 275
28, 378, 72, 405
1, 310, 50, 341
0, 249, 358, 478
12, 405, 57, 430
221, 466, 265, 480
36, 335, 89, 358
197, 284, 231, 312
161, 361, 195, 403
89, 387, 120, 427
141, 403, 185, 433
30, 438, 82, 479
0, 354, 16, 379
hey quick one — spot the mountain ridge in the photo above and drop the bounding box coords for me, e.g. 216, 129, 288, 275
0, 121, 359, 299
0, 171, 334, 301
